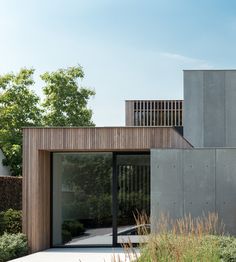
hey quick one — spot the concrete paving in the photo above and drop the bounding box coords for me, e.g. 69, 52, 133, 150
10, 248, 140, 262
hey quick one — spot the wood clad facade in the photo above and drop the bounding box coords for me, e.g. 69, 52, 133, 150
125, 100, 183, 127
23, 127, 192, 253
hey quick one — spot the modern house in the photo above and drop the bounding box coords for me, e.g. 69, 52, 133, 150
23, 70, 236, 253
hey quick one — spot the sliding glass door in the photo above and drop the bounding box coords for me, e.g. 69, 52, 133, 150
116, 154, 150, 244
52, 152, 150, 247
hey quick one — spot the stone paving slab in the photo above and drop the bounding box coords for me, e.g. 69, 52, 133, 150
10, 248, 140, 262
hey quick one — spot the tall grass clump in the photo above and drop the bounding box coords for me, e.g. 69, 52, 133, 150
113, 212, 236, 261
137, 213, 224, 262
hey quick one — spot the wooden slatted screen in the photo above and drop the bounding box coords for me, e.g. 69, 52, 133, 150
125, 100, 183, 127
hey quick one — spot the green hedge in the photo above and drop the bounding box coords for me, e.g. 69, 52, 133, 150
0, 209, 22, 235
0, 176, 22, 212
0, 233, 28, 262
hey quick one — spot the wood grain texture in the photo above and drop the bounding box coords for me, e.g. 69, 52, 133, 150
125, 100, 183, 127
23, 127, 192, 253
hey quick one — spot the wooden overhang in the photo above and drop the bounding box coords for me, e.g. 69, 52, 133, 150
22, 127, 192, 252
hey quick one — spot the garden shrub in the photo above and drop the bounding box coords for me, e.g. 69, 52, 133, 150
62, 229, 72, 243
0, 209, 22, 235
0, 233, 28, 262
62, 220, 85, 237
213, 235, 236, 261
0, 213, 4, 235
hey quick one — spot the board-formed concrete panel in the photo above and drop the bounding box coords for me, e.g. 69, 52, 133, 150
204, 71, 225, 147
225, 71, 236, 146
151, 149, 184, 230
184, 70, 236, 147
216, 149, 236, 235
183, 71, 204, 147
151, 148, 236, 235
183, 149, 215, 217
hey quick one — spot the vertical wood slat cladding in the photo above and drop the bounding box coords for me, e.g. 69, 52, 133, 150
125, 100, 183, 127
23, 130, 51, 253
34, 127, 191, 150
23, 127, 192, 253
125, 100, 134, 126
38, 151, 50, 250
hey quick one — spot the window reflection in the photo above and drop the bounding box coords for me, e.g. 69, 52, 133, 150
52, 152, 150, 246
117, 154, 150, 244
53, 153, 112, 246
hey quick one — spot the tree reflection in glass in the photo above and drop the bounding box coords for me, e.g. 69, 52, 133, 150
53, 153, 112, 246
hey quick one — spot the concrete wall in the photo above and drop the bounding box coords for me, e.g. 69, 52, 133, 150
151, 148, 236, 235
0, 149, 10, 176
184, 70, 236, 147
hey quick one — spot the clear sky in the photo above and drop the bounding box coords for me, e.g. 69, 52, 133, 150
1, 0, 236, 126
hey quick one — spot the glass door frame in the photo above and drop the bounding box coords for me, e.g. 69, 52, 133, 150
50, 151, 150, 248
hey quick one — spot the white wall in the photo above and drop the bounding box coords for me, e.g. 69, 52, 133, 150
0, 149, 10, 176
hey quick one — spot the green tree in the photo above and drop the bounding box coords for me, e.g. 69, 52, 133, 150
41, 65, 95, 126
0, 65, 95, 176
0, 69, 42, 176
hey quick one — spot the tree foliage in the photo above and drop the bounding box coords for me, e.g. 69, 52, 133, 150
0, 66, 95, 176
41, 66, 95, 126
0, 69, 42, 176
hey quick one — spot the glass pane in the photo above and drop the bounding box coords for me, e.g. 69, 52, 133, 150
116, 154, 150, 244
52, 153, 112, 246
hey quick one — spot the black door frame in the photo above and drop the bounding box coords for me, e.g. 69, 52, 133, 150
51, 151, 150, 248
112, 152, 118, 246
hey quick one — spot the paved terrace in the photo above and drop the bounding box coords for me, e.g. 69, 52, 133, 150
10, 248, 140, 262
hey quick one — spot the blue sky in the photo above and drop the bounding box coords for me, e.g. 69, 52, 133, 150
1, 0, 236, 126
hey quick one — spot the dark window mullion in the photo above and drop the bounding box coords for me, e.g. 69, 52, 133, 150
112, 153, 118, 246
